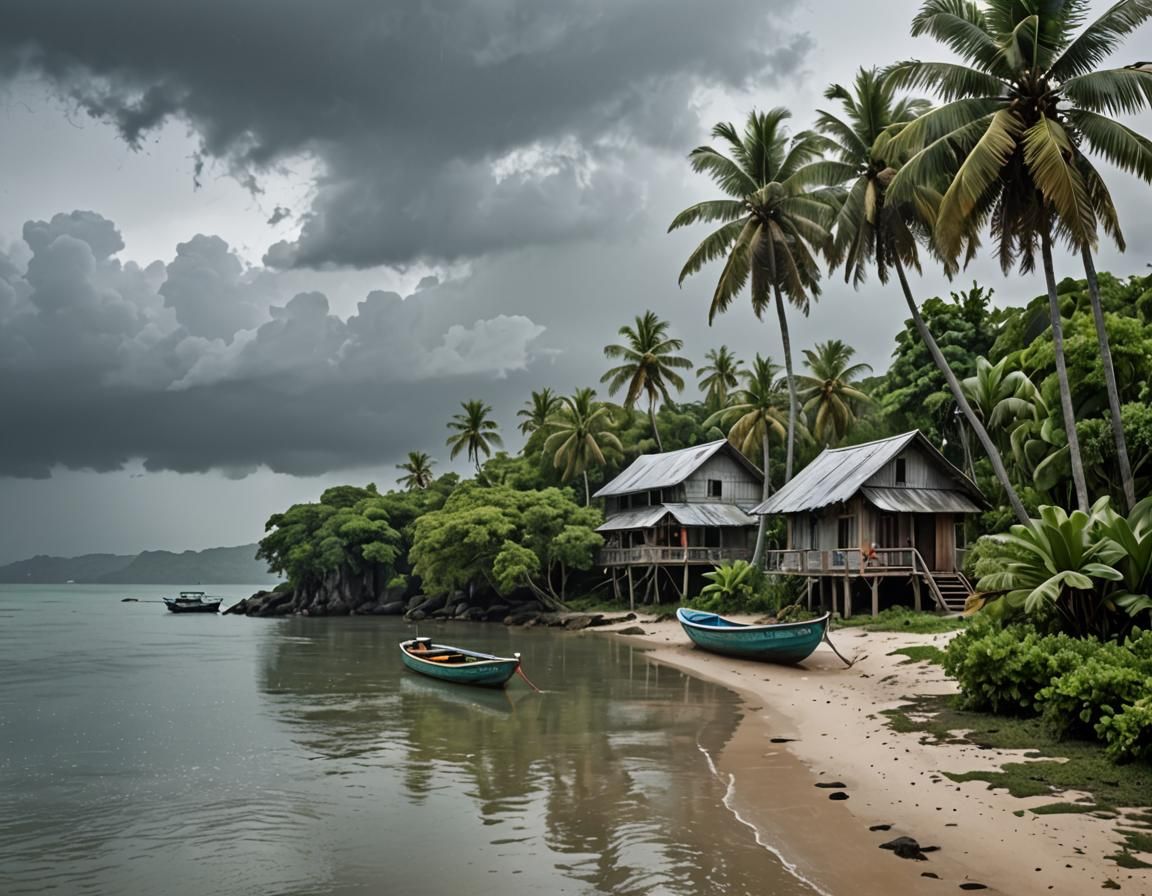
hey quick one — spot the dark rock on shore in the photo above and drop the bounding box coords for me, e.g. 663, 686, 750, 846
879, 836, 939, 861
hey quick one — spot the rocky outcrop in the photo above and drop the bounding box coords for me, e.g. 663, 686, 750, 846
226, 566, 407, 617
227, 572, 635, 631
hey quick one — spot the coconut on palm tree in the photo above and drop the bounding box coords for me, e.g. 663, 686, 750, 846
706, 355, 790, 566
812, 65, 1031, 523
601, 310, 692, 452
887, 0, 1152, 511
670, 108, 834, 484
796, 339, 872, 447
696, 345, 745, 411
543, 388, 624, 505
396, 451, 436, 491
446, 399, 503, 475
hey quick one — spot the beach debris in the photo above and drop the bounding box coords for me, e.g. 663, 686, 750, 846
880, 836, 939, 860
921, 872, 940, 879
958, 884, 988, 891
770, 737, 795, 743
869, 824, 893, 832
815, 781, 847, 788
828, 791, 849, 800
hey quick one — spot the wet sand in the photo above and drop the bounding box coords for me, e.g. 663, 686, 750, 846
592, 616, 1147, 896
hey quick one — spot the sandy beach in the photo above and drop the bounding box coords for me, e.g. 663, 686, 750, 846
591, 615, 1149, 896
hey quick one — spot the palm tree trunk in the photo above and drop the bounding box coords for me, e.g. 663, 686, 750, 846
583, 470, 590, 507
648, 396, 664, 452
751, 433, 771, 568
1081, 247, 1135, 512
772, 284, 797, 483
893, 257, 1029, 525
1040, 229, 1089, 512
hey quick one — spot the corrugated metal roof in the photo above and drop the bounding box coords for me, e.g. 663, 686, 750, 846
663, 503, 756, 527
596, 502, 756, 532
593, 440, 761, 498
861, 486, 983, 514
754, 432, 919, 514
752, 430, 983, 514
595, 507, 668, 532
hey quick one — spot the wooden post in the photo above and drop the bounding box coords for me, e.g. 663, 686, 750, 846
627, 566, 635, 612
806, 577, 813, 612
843, 576, 853, 618
682, 559, 689, 603
871, 577, 879, 617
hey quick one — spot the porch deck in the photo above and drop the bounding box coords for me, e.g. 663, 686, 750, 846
599, 546, 753, 567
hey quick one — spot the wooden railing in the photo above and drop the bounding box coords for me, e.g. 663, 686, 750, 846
763, 547, 955, 612
599, 546, 753, 566
763, 547, 918, 574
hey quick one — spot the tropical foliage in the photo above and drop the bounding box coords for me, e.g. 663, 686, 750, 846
670, 108, 834, 483
796, 339, 872, 446
601, 310, 692, 451
395, 451, 436, 491
446, 399, 503, 473
542, 388, 624, 505
409, 484, 603, 609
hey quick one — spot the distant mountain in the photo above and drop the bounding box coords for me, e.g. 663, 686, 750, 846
0, 544, 279, 585
0, 553, 135, 584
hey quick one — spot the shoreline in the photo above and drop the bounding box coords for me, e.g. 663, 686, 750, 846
593, 615, 1146, 896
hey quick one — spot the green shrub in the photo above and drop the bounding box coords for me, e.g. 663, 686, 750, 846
1096, 697, 1152, 763
694, 561, 760, 614
942, 622, 1097, 715
1038, 653, 1148, 740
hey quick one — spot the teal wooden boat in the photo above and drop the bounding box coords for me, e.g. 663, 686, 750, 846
399, 637, 521, 688
675, 608, 831, 664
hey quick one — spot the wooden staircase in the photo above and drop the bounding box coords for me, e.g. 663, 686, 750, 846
926, 571, 973, 613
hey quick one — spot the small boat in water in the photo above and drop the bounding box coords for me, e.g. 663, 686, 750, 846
163, 591, 222, 614
400, 637, 520, 688
675, 607, 831, 664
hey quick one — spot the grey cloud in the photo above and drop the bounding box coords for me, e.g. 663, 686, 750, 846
160, 235, 263, 341
0, 211, 549, 477
0, 0, 809, 268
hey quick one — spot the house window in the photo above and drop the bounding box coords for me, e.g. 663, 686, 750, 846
707, 479, 723, 498
895, 457, 907, 485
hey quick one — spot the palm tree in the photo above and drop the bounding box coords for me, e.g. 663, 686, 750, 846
601, 310, 692, 452
670, 109, 834, 484
887, 0, 1152, 511
446, 400, 503, 475
796, 339, 872, 446
696, 346, 745, 411
517, 388, 562, 436
706, 355, 790, 567
543, 388, 624, 505
813, 65, 1031, 523
395, 451, 436, 491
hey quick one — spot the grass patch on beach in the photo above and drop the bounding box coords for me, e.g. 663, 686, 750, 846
888, 645, 947, 665
883, 694, 1152, 823
836, 607, 966, 633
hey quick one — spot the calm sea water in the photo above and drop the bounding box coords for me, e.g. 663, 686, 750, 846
0, 585, 818, 896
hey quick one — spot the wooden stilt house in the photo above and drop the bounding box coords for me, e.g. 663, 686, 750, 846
753, 431, 986, 616
594, 440, 762, 604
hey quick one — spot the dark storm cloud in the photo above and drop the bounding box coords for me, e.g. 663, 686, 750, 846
0, 0, 810, 268
0, 212, 548, 477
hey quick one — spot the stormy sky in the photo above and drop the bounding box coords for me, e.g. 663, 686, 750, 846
1, 0, 1148, 564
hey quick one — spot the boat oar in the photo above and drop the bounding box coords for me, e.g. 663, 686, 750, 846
823, 630, 863, 668
514, 655, 543, 693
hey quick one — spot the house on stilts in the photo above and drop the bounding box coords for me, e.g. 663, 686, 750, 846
594, 440, 762, 605
754, 430, 985, 616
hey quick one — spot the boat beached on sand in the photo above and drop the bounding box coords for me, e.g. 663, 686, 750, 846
675, 607, 831, 664
163, 591, 222, 614
400, 637, 521, 688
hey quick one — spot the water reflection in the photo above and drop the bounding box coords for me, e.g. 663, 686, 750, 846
258, 618, 817, 896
